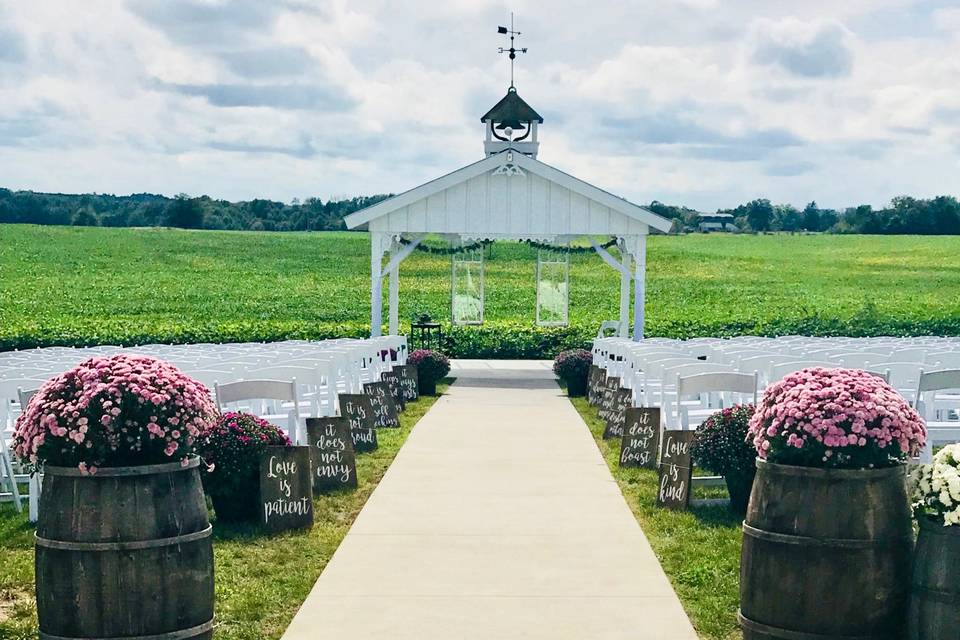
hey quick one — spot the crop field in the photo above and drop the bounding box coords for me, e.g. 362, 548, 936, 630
1, 225, 958, 357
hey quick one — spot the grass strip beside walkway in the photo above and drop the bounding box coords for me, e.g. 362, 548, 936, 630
0, 382, 448, 640
570, 397, 742, 640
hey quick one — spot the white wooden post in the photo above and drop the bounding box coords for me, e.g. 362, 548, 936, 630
591, 237, 631, 337
632, 234, 647, 341
388, 264, 400, 336
618, 239, 631, 338
379, 234, 424, 337
369, 232, 387, 337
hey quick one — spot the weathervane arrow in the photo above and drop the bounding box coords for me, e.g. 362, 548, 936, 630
497, 12, 527, 88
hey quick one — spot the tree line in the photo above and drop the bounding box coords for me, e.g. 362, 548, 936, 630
2, 187, 959, 234
648, 195, 960, 234
0, 189, 391, 232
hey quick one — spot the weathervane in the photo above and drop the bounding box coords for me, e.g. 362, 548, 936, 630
497, 12, 527, 88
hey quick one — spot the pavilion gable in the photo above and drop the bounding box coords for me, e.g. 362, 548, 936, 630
344, 150, 672, 237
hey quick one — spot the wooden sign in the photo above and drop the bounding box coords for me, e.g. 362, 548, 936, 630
619, 407, 661, 469
657, 430, 695, 510
602, 387, 633, 439
397, 364, 419, 402
259, 446, 314, 532
305, 418, 357, 493
339, 394, 376, 431
597, 376, 620, 423
588, 365, 608, 406
351, 426, 378, 453
587, 365, 601, 405
381, 370, 406, 412
363, 381, 400, 428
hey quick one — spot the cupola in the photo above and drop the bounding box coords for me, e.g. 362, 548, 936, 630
481, 86, 543, 158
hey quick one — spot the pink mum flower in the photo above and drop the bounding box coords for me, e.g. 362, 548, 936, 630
747, 367, 926, 469
13, 354, 217, 471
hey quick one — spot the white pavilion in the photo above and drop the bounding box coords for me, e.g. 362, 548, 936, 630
344, 82, 672, 342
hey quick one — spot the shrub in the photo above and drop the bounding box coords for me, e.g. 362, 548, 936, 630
692, 404, 757, 477
13, 354, 216, 473
748, 367, 926, 469
552, 349, 592, 396
552, 349, 592, 381
408, 349, 451, 385
910, 443, 960, 526
197, 411, 291, 521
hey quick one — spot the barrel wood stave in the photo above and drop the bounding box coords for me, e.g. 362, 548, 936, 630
740, 460, 912, 640
908, 517, 960, 640
35, 458, 213, 640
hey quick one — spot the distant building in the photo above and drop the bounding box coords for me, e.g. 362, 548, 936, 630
696, 212, 736, 232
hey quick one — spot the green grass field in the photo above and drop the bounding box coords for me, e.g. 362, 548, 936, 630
2, 225, 958, 356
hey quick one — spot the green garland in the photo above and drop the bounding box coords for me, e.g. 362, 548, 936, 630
398, 236, 619, 255
398, 238, 494, 255
521, 237, 619, 254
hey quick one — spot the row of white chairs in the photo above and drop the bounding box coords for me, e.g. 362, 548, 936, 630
593, 336, 960, 463
1, 336, 407, 521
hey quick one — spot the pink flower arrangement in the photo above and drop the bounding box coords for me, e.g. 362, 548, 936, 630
13, 354, 217, 473
747, 367, 926, 469
197, 412, 291, 521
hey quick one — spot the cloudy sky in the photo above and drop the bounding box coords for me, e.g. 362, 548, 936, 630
0, 0, 958, 210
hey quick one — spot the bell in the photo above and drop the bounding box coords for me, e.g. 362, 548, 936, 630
496, 119, 525, 132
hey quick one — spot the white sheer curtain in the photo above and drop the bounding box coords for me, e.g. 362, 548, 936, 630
451, 248, 484, 325
536, 248, 569, 326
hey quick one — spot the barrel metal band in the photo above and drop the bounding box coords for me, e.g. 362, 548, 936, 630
36, 525, 212, 552
742, 522, 912, 549
738, 611, 878, 640
911, 584, 959, 603
39, 618, 213, 640
44, 457, 200, 477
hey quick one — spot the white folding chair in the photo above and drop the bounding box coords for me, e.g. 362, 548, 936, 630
830, 353, 889, 369
915, 370, 960, 462
596, 321, 623, 338
248, 364, 334, 418
675, 371, 759, 431
660, 362, 736, 423
768, 361, 836, 384
674, 371, 759, 492
214, 379, 304, 444
0, 428, 23, 514
17, 388, 42, 522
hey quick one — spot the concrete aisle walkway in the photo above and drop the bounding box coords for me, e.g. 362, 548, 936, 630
282, 360, 697, 639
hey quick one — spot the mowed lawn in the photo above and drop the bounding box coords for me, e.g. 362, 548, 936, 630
1, 224, 958, 351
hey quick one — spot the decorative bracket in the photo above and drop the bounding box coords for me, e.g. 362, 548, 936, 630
590, 237, 630, 277
381, 233, 424, 277
492, 164, 525, 177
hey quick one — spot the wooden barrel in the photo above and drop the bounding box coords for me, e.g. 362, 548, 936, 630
739, 460, 912, 640
35, 458, 214, 640
908, 517, 960, 639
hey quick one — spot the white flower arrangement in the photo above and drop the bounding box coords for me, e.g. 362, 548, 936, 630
910, 443, 960, 526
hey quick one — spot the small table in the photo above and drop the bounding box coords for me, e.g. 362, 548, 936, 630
411, 322, 443, 351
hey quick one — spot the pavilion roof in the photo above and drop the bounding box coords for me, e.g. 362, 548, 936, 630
480, 87, 544, 127
344, 149, 673, 236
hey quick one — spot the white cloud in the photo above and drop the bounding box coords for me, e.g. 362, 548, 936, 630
933, 8, 960, 33
749, 18, 854, 77
0, 0, 956, 211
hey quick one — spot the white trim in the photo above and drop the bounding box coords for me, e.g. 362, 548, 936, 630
345, 155, 507, 229
344, 148, 673, 234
